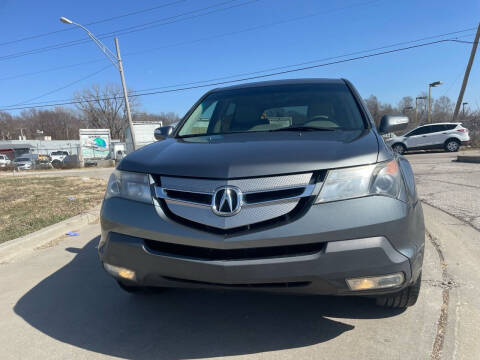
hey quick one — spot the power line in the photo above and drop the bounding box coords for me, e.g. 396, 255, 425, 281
0, 0, 187, 47
0, 15, 475, 83
126, 31, 478, 94
0, 0, 385, 81
0, 38, 469, 112
0, 0, 255, 61
0, 59, 107, 81
10, 65, 112, 107
2, 29, 476, 108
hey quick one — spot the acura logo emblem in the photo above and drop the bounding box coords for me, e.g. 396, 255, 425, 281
212, 186, 242, 216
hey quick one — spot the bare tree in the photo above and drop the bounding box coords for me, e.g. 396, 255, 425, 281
0, 111, 16, 140
365, 95, 381, 125
398, 96, 414, 114
16, 107, 85, 140
432, 96, 454, 123
133, 111, 180, 125
364, 95, 395, 127
74, 84, 138, 140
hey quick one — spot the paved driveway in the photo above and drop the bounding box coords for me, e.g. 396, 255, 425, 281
406, 151, 480, 229
0, 151, 479, 359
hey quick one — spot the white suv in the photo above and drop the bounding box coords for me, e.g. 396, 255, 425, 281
0, 154, 11, 167
386, 123, 470, 154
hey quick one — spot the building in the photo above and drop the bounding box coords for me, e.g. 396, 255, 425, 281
0, 140, 81, 159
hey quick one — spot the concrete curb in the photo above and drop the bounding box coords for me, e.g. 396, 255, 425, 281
456, 155, 480, 163
0, 205, 101, 263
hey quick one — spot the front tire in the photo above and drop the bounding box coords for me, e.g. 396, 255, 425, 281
444, 139, 460, 152
375, 272, 421, 308
392, 143, 406, 155
51, 159, 62, 169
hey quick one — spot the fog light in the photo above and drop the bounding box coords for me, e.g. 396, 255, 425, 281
104, 263, 136, 281
346, 273, 404, 291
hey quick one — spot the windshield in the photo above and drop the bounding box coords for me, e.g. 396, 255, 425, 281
177, 83, 366, 137
16, 158, 29, 162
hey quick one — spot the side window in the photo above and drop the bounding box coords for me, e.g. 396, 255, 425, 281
407, 128, 420, 136
444, 124, 457, 130
430, 125, 445, 133
419, 125, 433, 134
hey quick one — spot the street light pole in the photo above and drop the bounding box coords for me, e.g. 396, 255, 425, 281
415, 96, 427, 124
59, 17, 137, 150
428, 81, 442, 123
462, 102, 468, 118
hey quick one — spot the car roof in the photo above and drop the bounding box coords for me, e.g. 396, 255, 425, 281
417, 122, 461, 127
210, 78, 345, 92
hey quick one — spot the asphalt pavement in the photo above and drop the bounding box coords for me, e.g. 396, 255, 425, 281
0, 152, 478, 359
406, 151, 480, 230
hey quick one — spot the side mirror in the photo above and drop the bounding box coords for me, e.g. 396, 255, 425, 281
154, 126, 174, 140
378, 115, 409, 135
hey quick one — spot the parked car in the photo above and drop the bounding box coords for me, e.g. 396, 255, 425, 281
0, 154, 11, 168
386, 122, 470, 154
50, 151, 69, 168
99, 78, 425, 309
14, 157, 34, 170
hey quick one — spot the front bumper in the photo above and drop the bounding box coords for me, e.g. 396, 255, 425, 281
99, 196, 425, 295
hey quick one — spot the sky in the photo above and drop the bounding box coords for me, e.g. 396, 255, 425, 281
0, 0, 479, 117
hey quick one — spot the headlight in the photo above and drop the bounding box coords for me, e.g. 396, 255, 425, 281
105, 170, 152, 204
315, 160, 403, 203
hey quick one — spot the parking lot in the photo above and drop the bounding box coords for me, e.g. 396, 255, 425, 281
407, 152, 480, 230
0, 152, 478, 359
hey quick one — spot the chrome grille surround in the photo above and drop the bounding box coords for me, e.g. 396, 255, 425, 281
154, 173, 316, 229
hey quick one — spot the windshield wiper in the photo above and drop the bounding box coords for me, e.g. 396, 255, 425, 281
270, 125, 337, 132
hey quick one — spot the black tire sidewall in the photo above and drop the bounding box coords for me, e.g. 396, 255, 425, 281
392, 143, 406, 155
445, 139, 460, 152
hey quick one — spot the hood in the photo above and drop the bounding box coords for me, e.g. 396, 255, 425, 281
119, 130, 380, 178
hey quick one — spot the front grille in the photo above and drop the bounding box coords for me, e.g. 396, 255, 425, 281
153, 172, 325, 231
163, 277, 311, 288
144, 239, 326, 261
243, 187, 305, 204
164, 189, 211, 205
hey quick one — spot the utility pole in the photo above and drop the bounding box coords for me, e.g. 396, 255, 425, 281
114, 37, 136, 150
453, 23, 480, 121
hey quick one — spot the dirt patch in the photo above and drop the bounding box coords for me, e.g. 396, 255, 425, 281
0, 176, 106, 243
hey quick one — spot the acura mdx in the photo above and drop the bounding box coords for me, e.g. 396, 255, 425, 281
99, 79, 425, 308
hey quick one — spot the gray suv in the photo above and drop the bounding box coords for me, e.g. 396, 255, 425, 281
99, 79, 425, 308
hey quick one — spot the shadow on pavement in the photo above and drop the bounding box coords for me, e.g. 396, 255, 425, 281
15, 236, 403, 359
405, 150, 447, 155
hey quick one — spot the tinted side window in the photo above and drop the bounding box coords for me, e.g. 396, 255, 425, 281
445, 124, 457, 130
409, 126, 431, 136
430, 125, 445, 133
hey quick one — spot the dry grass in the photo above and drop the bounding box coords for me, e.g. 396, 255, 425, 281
0, 176, 106, 243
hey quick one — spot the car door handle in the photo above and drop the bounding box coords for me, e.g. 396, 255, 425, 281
442, 132, 447, 134
422, 135, 427, 137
